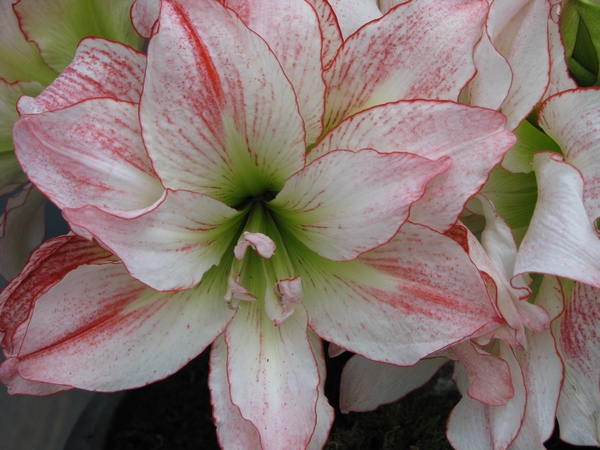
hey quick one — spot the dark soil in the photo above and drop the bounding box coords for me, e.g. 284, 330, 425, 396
103, 344, 598, 450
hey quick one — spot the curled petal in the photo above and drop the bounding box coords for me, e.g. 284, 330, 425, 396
0, 235, 111, 354
234, 232, 276, 260
131, 0, 160, 38
515, 152, 600, 287
539, 88, 600, 223
17, 38, 146, 115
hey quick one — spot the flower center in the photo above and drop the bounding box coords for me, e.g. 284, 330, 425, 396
223, 202, 302, 325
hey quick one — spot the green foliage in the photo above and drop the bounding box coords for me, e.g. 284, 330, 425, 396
561, 0, 600, 86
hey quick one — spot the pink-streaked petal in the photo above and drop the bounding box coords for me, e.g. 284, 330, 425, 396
542, 17, 577, 101
447, 341, 526, 450
300, 222, 501, 365
64, 189, 242, 291
464, 28, 512, 111
0, 0, 57, 84
306, 330, 334, 450
14, 259, 235, 391
224, 0, 326, 145
310, 100, 515, 232
131, 0, 160, 38
270, 149, 448, 261
0, 235, 111, 354
539, 88, 600, 223
0, 184, 46, 281
514, 152, 600, 287
510, 325, 563, 449
225, 303, 319, 450
442, 341, 514, 406
0, 357, 71, 396
474, 197, 550, 340
340, 355, 447, 413
493, 0, 551, 130
304, 0, 343, 69
141, 0, 305, 206
17, 38, 146, 115
323, 0, 487, 131
327, 0, 382, 39
377, 0, 410, 14
209, 333, 262, 449
556, 282, 600, 446
14, 99, 163, 211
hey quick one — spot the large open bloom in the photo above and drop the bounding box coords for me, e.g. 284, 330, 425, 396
3, 0, 516, 447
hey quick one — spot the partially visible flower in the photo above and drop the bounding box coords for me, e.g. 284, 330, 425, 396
3, 0, 517, 448
0, 0, 144, 279
340, 201, 564, 450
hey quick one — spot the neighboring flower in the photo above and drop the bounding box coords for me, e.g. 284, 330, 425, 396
339, 202, 564, 450
0, 0, 144, 280
2, 0, 517, 448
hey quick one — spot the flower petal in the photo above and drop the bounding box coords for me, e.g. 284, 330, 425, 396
539, 88, 600, 223
10, 257, 235, 391
270, 149, 448, 261
140, 0, 305, 206
0, 184, 46, 281
0, 356, 71, 396
224, 0, 326, 145
339, 355, 447, 413
225, 302, 319, 449
209, 333, 262, 449
543, 17, 577, 101
447, 341, 526, 450
323, 0, 487, 131
492, 0, 551, 130
131, 0, 160, 38
464, 28, 512, 111
14, 99, 163, 212
17, 38, 146, 115
311, 100, 515, 232
303, 0, 343, 69
64, 189, 243, 291
556, 282, 600, 446
327, 0, 382, 39
300, 222, 501, 365
514, 152, 600, 287
14, 0, 144, 72
0, 235, 111, 355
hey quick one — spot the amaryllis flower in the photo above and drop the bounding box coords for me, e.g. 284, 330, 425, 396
4, 0, 515, 448
340, 203, 564, 450
0, 0, 144, 280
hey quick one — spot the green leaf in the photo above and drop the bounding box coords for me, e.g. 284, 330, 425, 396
561, 0, 600, 86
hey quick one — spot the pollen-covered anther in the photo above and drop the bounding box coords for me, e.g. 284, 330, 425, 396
234, 232, 276, 260
224, 274, 257, 310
